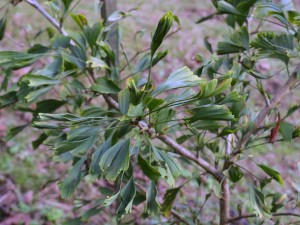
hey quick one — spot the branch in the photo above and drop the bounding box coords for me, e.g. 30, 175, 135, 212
219, 179, 230, 225
102, 93, 224, 182
228, 212, 300, 223
157, 134, 224, 182
103, 94, 120, 110
219, 135, 232, 224
234, 65, 300, 154
24, 0, 224, 185
24, 0, 68, 36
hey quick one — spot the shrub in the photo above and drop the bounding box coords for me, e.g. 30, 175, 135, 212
1, 0, 300, 224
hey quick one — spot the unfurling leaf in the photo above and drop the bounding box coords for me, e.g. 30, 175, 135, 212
151, 12, 175, 57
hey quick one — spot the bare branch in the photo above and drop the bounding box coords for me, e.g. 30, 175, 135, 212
219, 178, 230, 225
24, 0, 68, 36
103, 94, 120, 110
228, 212, 300, 223
157, 134, 224, 182
219, 135, 232, 224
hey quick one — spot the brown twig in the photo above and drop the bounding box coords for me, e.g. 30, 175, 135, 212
219, 135, 232, 224
157, 134, 224, 182
228, 212, 300, 223
24, 0, 68, 36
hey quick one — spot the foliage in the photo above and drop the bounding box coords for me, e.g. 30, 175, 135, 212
1, 0, 300, 224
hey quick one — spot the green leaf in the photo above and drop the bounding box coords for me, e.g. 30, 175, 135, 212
60, 46, 86, 70
62, 0, 74, 13
58, 157, 85, 198
54, 127, 98, 155
188, 105, 235, 122
250, 186, 271, 218
70, 13, 88, 30
127, 103, 143, 117
217, 1, 242, 15
67, 31, 87, 51
35, 99, 66, 114
103, 190, 120, 207
91, 77, 120, 94
138, 155, 161, 181
52, 35, 71, 49
62, 218, 81, 225
228, 166, 243, 183
153, 148, 181, 179
151, 12, 174, 57
198, 79, 218, 98
145, 181, 160, 215
286, 105, 300, 117
87, 57, 109, 69
22, 74, 60, 87
258, 164, 284, 185
90, 136, 112, 176
81, 207, 102, 222
107, 11, 129, 22
151, 66, 205, 96
32, 133, 48, 149
0, 51, 40, 70
135, 50, 168, 73
6, 125, 28, 141
217, 27, 249, 55
116, 177, 136, 220
161, 186, 181, 217
98, 41, 115, 65
279, 122, 294, 141
99, 139, 130, 181
198, 78, 233, 98
0, 15, 6, 41
25, 86, 52, 103
250, 32, 294, 64
118, 88, 131, 114
84, 22, 102, 48
151, 108, 176, 133
190, 120, 223, 130
27, 44, 49, 54
0, 91, 18, 109
218, 90, 246, 104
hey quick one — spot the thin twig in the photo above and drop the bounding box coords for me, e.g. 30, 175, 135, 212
228, 212, 300, 223
24, 0, 68, 36
157, 134, 224, 182
234, 64, 300, 154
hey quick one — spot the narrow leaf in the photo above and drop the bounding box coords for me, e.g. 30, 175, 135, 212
59, 157, 85, 198
138, 155, 161, 181
258, 164, 284, 185
99, 139, 130, 181
161, 187, 181, 217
